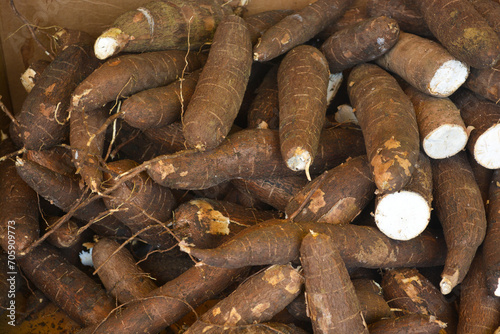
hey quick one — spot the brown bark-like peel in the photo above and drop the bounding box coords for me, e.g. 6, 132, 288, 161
183, 15, 252, 151
347, 63, 420, 194
278, 45, 329, 173
431, 151, 487, 294
300, 232, 368, 333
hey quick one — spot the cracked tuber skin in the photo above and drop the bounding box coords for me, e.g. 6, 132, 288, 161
431, 151, 487, 295
300, 232, 368, 333
0, 140, 39, 257
180, 219, 446, 270
183, 264, 303, 333
10, 43, 101, 150
285, 155, 375, 224
183, 15, 252, 151
18, 243, 115, 326
71, 50, 206, 112
147, 126, 366, 190
78, 265, 247, 334
15, 158, 131, 238
347, 63, 420, 194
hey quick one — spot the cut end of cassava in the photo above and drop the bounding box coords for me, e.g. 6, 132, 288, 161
423, 124, 468, 159
440, 277, 453, 295
474, 124, 500, 169
428, 60, 469, 97
495, 278, 500, 297
375, 190, 431, 241
440, 269, 461, 295
286, 147, 311, 172
94, 28, 129, 60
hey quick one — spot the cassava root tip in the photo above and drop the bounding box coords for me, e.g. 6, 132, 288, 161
440, 277, 453, 295
94, 28, 129, 60
286, 147, 311, 172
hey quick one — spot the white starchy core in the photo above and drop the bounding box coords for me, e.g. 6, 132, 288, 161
474, 124, 500, 169
79, 248, 93, 267
94, 28, 126, 60
423, 124, 468, 159
375, 190, 431, 241
428, 59, 469, 97
286, 148, 311, 172
94, 36, 121, 60
495, 278, 500, 297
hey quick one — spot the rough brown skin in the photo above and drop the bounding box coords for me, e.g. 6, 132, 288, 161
222, 185, 270, 210
431, 151, 487, 295
278, 45, 330, 173
244, 10, 294, 45
78, 265, 247, 334
180, 219, 447, 269
143, 121, 188, 154
285, 155, 375, 224
147, 126, 366, 190
52, 28, 96, 55
405, 85, 468, 159
253, 0, 353, 62
368, 314, 447, 333
247, 65, 280, 130
71, 50, 206, 112
465, 62, 500, 103
92, 238, 157, 304
452, 89, 500, 169
288, 278, 394, 325
9, 43, 101, 150
457, 251, 500, 334
410, 0, 500, 68
25, 146, 75, 176
469, 0, 500, 36
376, 31, 469, 98
172, 198, 279, 249
184, 264, 303, 333
321, 16, 400, 73
69, 105, 109, 193
381, 268, 457, 333
352, 279, 394, 324
316, 0, 371, 40
467, 150, 494, 206
300, 232, 368, 333
15, 158, 131, 238
366, 0, 433, 37
18, 243, 115, 326
102, 159, 176, 249
183, 15, 252, 151
220, 322, 309, 334
231, 175, 308, 212
45, 217, 82, 249
93, 0, 236, 59
120, 69, 201, 131
347, 63, 420, 194
0, 140, 39, 257
484, 169, 500, 296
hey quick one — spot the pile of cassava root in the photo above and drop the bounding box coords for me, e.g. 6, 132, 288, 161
1, 0, 500, 332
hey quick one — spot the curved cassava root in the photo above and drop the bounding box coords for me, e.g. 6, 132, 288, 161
180, 219, 447, 270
